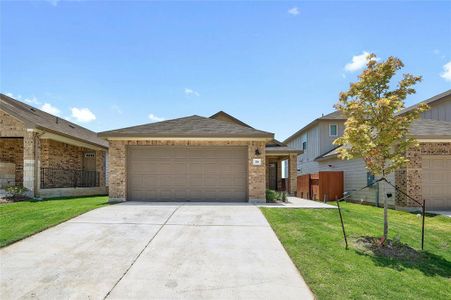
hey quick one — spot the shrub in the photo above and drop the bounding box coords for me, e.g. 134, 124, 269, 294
266, 190, 288, 202
5, 185, 29, 201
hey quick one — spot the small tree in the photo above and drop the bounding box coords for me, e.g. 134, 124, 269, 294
334, 54, 428, 242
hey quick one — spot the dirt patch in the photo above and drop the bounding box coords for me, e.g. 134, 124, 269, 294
353, 236, 422, 261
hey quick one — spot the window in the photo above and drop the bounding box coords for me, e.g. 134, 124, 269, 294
367, 172, 375, 186
329, 124, 338, 137
301, 133, 307, 150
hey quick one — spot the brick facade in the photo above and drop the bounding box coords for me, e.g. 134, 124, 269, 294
395, 142, 451, 208
108, 139, 267, 202
39, 139, 106, 189
1, 109, 107, 197
0, 138, 23, 184
0, 110, 26, 137
40, 139, 85, 169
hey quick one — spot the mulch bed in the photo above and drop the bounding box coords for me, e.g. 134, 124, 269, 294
353, 236, 422, 261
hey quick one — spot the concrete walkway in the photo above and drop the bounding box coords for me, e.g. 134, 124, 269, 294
258, 196, 337, 209
427, 210, 451, 217
0, 202, 313, 300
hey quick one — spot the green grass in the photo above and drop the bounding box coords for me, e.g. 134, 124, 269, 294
0, 196, 108, 248
261, 203, 451, 300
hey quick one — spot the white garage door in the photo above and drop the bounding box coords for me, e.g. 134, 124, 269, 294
422, 155, 451, 210
127, 146, 248, 202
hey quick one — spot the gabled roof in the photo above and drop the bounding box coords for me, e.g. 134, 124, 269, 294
283, 110, 346, 144
284, 89, 451, 144
397, 89, 451, 116
315, 119, 451, 161
98, 115, 274, 139
265, 138, 303, 155
0, 93, 108, 149
209, 111, 252, 128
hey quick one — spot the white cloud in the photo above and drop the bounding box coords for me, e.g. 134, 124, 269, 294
70, 107, 96, 123
4, 93, 41, 105
24, 96, 41, 105
184, 88, 200, 97
40, 103, 61, 116
288, 7, 300, 16
148, 113, 165, 123
344, 51, 378, 72
440, 61, 451, 82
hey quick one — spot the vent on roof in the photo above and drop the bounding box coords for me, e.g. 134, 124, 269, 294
30, 108, 36, 112
68, 124, 75, 129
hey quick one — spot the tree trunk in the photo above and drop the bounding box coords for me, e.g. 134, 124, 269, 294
381, 179, 388, 243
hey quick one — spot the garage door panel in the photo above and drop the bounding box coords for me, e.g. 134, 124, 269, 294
422, 155, 451, 210
127, 146, 248, 202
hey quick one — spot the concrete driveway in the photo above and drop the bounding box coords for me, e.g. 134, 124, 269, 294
0, 202, 313, 299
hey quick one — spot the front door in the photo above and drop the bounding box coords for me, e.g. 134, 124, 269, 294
82, 152, 97, 187
83, 152, 96, 171
269, 162, 277, 190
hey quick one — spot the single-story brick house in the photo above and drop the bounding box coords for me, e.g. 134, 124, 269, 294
99, 111, 301, 203
0, 93, 108, 198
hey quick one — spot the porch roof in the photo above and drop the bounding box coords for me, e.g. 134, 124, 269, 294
265, 145, 303, 156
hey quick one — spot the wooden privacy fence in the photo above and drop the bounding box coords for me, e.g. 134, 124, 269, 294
297, 171, 344, 201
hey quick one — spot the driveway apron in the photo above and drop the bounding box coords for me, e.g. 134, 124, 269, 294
0, 202, 313, 300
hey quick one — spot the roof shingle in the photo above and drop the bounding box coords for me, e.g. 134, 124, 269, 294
98, 115, 274, 139
0, 93, 108, 148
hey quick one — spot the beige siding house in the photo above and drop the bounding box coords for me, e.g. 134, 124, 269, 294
285, 90, 451, 211
0, 94, 108, 198
285, 111, 346, 176
99, 111, 301, 203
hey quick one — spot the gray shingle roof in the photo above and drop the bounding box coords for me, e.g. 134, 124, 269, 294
98, 115, 274, 139
0, 93, 108, 149
265, 146, 303, 154
319, 110, 346, 120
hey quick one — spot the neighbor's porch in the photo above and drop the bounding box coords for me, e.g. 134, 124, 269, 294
0, 133, 107, 198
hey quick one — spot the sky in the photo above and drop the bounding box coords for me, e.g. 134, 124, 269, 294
1, 0, 450, 140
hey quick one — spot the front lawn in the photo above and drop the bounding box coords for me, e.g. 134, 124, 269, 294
261, 203, 451, 300
0, 196, 108, 248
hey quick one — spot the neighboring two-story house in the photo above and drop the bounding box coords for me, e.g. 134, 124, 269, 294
285, 90, 451, 211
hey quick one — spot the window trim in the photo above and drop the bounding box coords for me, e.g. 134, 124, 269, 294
329, 123, 338, 137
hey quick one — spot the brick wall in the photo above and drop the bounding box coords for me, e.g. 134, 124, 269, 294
108, 139, 267, 202
0, 110, 26, 137
395, 142, 451, 208
39, 139, 107, 188
40, 139, 84, 169
0, 138, 23, 184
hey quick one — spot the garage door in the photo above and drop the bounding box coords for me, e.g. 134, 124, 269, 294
127, 146, 248, 202
422, 155, 451, 210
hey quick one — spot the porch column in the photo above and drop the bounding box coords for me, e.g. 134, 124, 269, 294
23, 130, 40, 197
288, 153, 297, 195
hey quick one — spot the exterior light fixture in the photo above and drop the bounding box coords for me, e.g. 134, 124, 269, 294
255, 149, 261, 156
